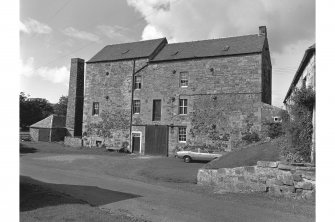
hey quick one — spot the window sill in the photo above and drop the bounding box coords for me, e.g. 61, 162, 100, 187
180, 86, 188, 88
178, 141, 186, 143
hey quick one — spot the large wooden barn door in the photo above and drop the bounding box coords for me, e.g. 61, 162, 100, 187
145, 125, 168, 156
38, 128, 50, 142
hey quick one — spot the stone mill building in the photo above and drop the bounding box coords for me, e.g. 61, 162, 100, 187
65, 26, 281, 156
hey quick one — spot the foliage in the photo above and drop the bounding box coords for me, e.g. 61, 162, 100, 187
53, 95, 68, 116
241, 132, 260, 144
263, 122, 285, 139
281, 86, 315, 163
20, 92, 54, 129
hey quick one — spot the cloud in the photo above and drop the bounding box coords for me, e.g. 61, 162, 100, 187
20, 18, 52, 34
97, 25, 134, 42
20, 57, 69, 85
127, 0, 315, 53
142, 24, 164, 40
63, 27, 100, 42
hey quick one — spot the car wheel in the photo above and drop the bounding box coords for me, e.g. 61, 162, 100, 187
184, 156, 191, 163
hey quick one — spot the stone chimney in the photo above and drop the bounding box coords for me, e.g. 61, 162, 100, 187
259, 26, 267, 37
66, 58, 85, 137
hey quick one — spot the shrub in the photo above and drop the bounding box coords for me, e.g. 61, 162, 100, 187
281, 86, 315, 163
241, 132, 260, 144
263, 122, 285, 139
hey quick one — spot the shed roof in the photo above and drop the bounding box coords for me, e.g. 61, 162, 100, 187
151, 34, 266, 62
87, 38, 167, 63
30, 115, 66, 128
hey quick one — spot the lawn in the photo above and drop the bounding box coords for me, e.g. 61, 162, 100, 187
204, 139, 281, 169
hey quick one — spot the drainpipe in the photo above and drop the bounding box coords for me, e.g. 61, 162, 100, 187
129, 60, 135, 152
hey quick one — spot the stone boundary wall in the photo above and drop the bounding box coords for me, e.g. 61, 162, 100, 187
197, 161, 315, 199
64, 136, 83, 147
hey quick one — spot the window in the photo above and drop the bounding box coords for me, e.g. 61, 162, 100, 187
179, 99, 188, 115
134, 76, 141, 89
178, 127, 186, 142
92, 102, 99, 116
152, 99, 161, 121
180, 72, 188, 87
133, 100, 140, 114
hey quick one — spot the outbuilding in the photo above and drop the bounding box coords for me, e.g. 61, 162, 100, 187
30, 115, 67, 142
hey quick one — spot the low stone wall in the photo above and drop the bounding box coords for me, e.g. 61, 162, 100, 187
197, 161, 315, 199
64, 136, 83, 147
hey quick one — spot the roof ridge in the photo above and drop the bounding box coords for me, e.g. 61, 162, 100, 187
105, 38, 166, 47
165, 34, 261, 46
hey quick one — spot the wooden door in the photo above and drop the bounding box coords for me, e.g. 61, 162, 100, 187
132, 136, 140, 153
145, 125, 168, 156
38, 128, 50, 142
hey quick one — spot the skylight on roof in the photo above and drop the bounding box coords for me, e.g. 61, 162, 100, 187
122, 49, 130, 54
222, 45, 230, 51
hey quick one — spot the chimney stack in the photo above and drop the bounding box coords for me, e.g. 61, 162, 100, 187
66, 58, 85, 137
259, 26, 267, 37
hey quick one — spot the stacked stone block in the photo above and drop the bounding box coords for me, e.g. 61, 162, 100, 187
197, 161, 315, 199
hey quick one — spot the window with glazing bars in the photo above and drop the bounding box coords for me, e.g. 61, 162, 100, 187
179, 99, 188, 115
178, 127, 186, 142
134, 76, 141, 89
180, 72, 188, 87
92, 102, 99, 115
133, 100, 140, 114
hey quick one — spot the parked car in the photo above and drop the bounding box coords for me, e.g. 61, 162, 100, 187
176, 147, 224, 163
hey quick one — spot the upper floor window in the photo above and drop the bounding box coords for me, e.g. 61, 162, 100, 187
152, 99, 161, 121
179, 99, 188, 115
133, 100, 140, 114
180, 72, 188, 87
178, 127, 187, 142
92, 102, 99, 116
134, 76, 142, 89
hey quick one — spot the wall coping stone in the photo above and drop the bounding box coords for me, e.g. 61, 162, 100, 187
257, 161, 279, 168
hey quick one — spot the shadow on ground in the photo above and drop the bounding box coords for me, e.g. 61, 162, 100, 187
20, 176, 141, 212
20, 143, 38, 155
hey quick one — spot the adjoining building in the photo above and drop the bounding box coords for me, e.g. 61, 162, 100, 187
30, 115, 67, 142
66, 26, 282, 156
283, 44, 315, 106
283, 44, 316, 163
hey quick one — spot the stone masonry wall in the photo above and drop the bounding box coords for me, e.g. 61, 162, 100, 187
197, 161, 315, 199
30, 128, 39, 142
64, 136, 83, 147
83, 59, 149, 149
133, 54, 263, 154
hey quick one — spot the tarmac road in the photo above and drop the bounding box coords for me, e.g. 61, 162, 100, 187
20, 154, 314, 222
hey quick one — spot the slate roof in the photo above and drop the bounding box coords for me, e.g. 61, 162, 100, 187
30, 115, 66, 128
283, 44, 315, 103
87, 38, 167, 63
151, 34, 266, 62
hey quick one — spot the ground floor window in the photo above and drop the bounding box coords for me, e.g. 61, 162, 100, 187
178, 127, 186, 142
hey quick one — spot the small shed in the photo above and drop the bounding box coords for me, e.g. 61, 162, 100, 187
30, 115, 67, 142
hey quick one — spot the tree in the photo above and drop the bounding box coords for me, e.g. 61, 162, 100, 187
19, 92, 54, 130
53, 95, 68, 116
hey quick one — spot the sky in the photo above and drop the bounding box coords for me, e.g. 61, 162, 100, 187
20, 0, 315, 107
